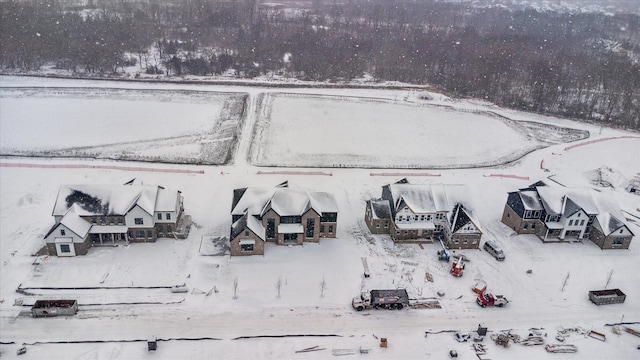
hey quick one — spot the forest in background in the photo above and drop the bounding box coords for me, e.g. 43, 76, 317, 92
1, 0, 639, 129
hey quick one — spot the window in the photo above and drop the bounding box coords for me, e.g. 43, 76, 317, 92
532, 224, 536, 229
306, 218, 315, 237
384, 221, 389, 228
266, 219, 275, 239
524, 223, 528, 230
320, 213, 337, 222
281, 216, 301, 224
166, 213, 171, 220
241, 243, 254, 252
612, 238, 624, 245
59, 244, 71, 253
60, 229, 66, 236
375, 223, 380, 228
580, 220, 585, 226
147, 230, 152, 238
158, 213, 162, 220
320, 225, 325, 233
137, 230, 145, 238
328, 225, 333, 233
118, 217, 124, 225
568, 220, 573, 226
135, 218, 143, 225
244, 230, 250, 237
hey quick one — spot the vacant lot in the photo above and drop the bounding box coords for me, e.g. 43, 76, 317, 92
250, 93, 588, 168
0, 88, 246, 164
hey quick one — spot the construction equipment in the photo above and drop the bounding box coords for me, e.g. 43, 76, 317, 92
352, 289, 409, 311
451, 256, 465, 277
477, 293, 509, 307
437, 235, 450, 261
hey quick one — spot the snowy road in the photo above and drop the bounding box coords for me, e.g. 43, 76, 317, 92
1, 299, 627, 343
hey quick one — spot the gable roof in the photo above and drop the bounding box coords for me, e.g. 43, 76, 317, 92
45, 205, 92, 239
369, 199, 392, 219
536, 186, 598, 216
231, 183, 338, 218
230, 213, 266, 241
52, 185, 175, 217
385, 182, 470, 214
591, 190, 635, 236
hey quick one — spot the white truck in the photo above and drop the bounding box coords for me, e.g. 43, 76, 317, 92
352, 289, 409, 311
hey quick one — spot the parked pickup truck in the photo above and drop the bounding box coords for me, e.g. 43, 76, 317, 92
476, 293, 509, 307
352, 289, 409, 311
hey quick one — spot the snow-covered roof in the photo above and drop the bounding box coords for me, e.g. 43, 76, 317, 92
519, 190, 543, 211
591, 190, 633, 236
370, 200, 392, 219
536, 186, 598, 216
268, 187, 313, 216
278, 224, 304, 233
387, 183, 471, 214
231, 183, 338, 218
389, 184, 441, 213
52, 185, 175, 217
155, 188, 180, 212
231, 213, 267, 241
59, 205, 92, 238
247, 216, 266, 241
308, 192, 339, 213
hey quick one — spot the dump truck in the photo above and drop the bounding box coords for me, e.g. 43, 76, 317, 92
352, 289, 409, 311
476, 293, 508, 307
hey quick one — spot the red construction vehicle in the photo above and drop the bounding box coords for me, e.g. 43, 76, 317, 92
451, 256, 465, 277
476, 293, 509, 307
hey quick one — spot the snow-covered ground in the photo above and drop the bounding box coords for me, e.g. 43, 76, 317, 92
0, 75, 639, 359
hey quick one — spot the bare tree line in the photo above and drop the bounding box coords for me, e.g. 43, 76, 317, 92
1, 0, 638, 129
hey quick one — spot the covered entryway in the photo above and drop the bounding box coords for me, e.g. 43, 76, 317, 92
278, 224, 304, 245
90, 226, 128, 246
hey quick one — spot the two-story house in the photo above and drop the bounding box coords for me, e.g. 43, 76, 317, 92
44, 183, 186, 256
365, 179, 482, 249
501, 182, 634, 249
229, 182, 338, 256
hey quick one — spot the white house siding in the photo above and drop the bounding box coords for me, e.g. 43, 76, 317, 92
560, 210, 588, 239
126, 205, 154, 227
45, 224, 90, 256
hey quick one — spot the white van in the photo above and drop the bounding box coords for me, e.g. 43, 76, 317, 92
483, 241, 505, 261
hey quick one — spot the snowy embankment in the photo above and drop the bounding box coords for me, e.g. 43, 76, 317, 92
0, 75, 639, 359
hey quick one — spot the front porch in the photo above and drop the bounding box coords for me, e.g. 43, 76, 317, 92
89, 226, 129, 246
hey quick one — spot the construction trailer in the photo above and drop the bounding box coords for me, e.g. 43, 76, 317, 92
31, 299, 78, 317
588, 289, 626, 305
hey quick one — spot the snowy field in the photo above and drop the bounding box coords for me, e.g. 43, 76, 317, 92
0, 75, 639, 359
0, 87, 246, 164
251, 93, 587, 168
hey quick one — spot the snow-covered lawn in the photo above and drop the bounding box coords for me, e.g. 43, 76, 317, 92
0, 76, 639, 359
251, 93, 588, 168
0, 88, 246, 164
